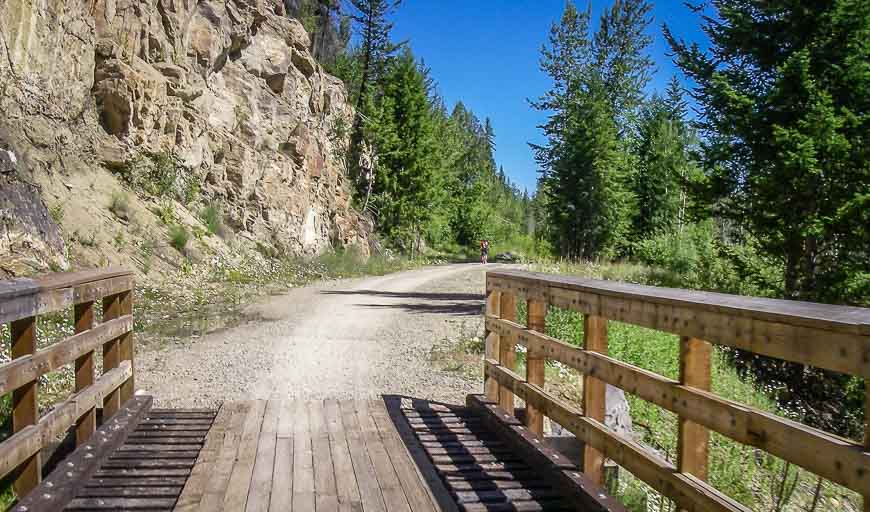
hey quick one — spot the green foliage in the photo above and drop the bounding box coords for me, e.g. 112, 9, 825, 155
168, 225, 190, 253
200, 203, 227, 237
109, 190, 131, 220
665, 0, 870, 305
49, 203, 64, 224
532, 0, 652, 259
115, 151, 198, 204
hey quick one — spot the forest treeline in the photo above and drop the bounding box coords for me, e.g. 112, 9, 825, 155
285, 0, 535, 256
286, 0, 869, 440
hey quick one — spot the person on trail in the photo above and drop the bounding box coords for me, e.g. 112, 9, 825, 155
480, 239, 490, 264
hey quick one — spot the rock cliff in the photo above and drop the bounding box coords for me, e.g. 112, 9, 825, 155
0, 0, 369, 277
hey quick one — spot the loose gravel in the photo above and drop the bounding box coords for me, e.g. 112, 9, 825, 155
137, 263, 495, 408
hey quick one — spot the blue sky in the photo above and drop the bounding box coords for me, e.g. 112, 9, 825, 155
389, 1, 709, 193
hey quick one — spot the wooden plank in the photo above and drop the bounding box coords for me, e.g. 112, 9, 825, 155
490, 271, 870, 378
0, 359, 130, 483
310, 400, 338, 511
292, 400, 315, 512
199, 401, 249, 511
0, 315, 133, 398
224, 400, 267, 511
499, 293, 518, 413
10, 315, 40, 496
357, 400, 411, 512
582, 315, 608, 484
325, 399, 362, 510
75, 301, 97, 447
118, 290, 135, 402
525, 299, 547, 437
487, 269, 870, 333
488, 316, 870, 497
246, 400, 280, 512
11, 396, 153, 512
270, 400, 294, 511
370, 400, 437, 512
65, 497, 177, 509
485, 288, 502, 401
102, 293, 122, 419
340, 400, 386, 512
485, 361, 749, 512
176, 403, 234, 511
678, 336, 712, 481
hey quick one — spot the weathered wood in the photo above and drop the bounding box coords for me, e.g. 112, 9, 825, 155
486, 315, 870, 496
118, 290, 135, 403
489, 270, 870, 377
582, 315, 608, 484
293, 400, 316, 511
175, 404, 235, 511
324, 399, 362, 511
678, 336, 712, 482
357, 400, 412, 512
0, 270, 133, 325
525, 299, 547, 436
199, 402, 248, 511
340, 400, 386, 512
499, 293, 518, 413
11, 396, 153, 512
485, 360, 749, 512
246, 400, 279, 512
371, 400, 437, 512
224, 399, 266, 511
102, 293, 122, 419
10, 316, 40, 496
75, 301, 97, 448
0, 315, 133, 396
485, 287, 502, 401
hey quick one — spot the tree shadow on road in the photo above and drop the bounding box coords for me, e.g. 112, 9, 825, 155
320, 290, 484, 316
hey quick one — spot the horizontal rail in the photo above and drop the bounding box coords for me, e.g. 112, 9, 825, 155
487, 271, 870, 377
0, 269, 133, 324
0, 315, 133, 396
484, 360, 750, 512
0, 361, 133, 481
486, 315, 870, 496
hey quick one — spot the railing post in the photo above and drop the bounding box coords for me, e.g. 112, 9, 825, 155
118, 290, 134, 402
74, 302, 96, 446
677, 336, 712, 482
484, 283, 502, 402
582, 314, 608, 484
498, 293, 517, 413
102, 294, 122, 420
865, 388, 869, 512
11, 316, 41, 495
525, 298, 547, 436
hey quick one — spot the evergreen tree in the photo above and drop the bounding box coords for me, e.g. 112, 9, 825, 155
666, 0, 870, 304
366, 50, 439, 252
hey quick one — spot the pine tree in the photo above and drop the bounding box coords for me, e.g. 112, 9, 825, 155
366, 50, 439, 252
346, 0, 403, 193
666, 0, 870, 304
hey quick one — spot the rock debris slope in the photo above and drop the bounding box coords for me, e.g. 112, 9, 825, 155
0, 0, 368, 277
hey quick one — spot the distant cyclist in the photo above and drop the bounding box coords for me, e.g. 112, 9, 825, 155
480, 239, 490, 264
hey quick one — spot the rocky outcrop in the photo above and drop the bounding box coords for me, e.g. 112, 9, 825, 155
0, 0, 368, 276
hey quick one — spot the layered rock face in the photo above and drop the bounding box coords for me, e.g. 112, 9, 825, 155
0, 0, 368, 275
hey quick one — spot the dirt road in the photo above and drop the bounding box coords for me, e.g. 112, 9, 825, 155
138, 263, 494, 407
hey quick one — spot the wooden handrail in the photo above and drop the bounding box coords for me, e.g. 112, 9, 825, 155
484, 270, 870, 512
0, 269, 136, 498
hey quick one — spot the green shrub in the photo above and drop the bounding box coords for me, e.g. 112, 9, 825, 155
109, 191, 131, 220
114, 151, 199, 204
200, 203, 230, 238
168, 225, 190, 253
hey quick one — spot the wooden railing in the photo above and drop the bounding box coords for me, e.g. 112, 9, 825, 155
483, 269, 870, 512
0, 269, 135, 497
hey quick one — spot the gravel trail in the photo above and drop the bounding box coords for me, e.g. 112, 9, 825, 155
137, 263, 494, 408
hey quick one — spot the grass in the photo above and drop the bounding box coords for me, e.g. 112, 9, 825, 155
200, 203, 228, 238
109, 190, 131, 220
168, 225, 190, 253
510, 261, 863, 511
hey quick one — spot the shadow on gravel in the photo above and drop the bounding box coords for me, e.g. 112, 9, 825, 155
321, 290, 485, 316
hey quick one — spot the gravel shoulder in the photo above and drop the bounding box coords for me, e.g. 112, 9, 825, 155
137, 263, 496, 407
